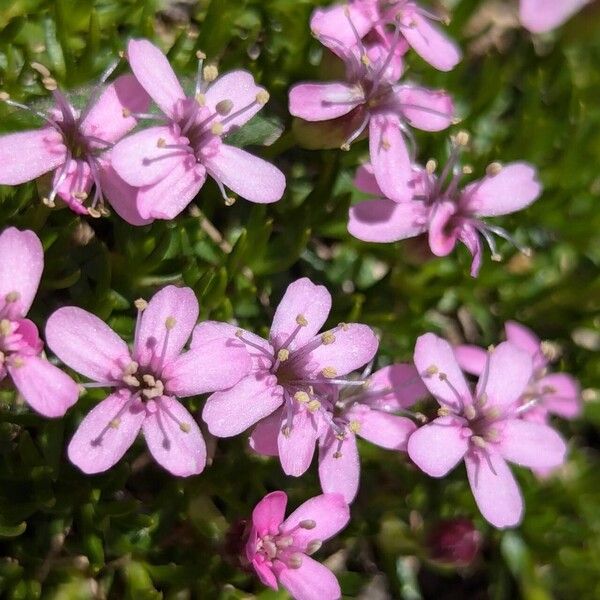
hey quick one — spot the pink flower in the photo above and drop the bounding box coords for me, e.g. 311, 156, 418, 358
45, 285, 252, 476
519, 0, 590, 33
289, 8, 454, 202
311, 1, 461, 73
407, 333, 567, 528
252, 363, 427, 503
348, 140, 542, 276
111, 39, 286, 220
0, 74, 151, 224
197, 278, 378, 481
456, 321, 581, 422
0, 227, 79, 417
246, 491, 350, 600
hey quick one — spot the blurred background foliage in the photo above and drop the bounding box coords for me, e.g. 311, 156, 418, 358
0, 0, 599, 598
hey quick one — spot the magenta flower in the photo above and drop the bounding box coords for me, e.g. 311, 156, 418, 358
407, 333, 567, 528
0, 227, 79, 417
311, 0, 461, 73
456, 321, 581, 422
348, 144, 542, 276
0, 75, 151, 224
251, 363, 427, 503
519, 0, 589, 33
45, 285, 251, 476
246, 491, 349, 600
289, 10, 454, 202
196, 278, 378, 480
111, 39, 286, 220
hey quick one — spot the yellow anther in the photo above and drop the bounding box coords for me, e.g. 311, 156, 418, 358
277, 348, 290, 362
156, 137, 167, 148
12, 356, 24, 368
134, 298, 148, 311
471, 435, 487, 448
299, 519, 316, 529
486, 162, 503, 176
211, 122, 224, 136
224, 196, 236, 206
122, 108, 132, 118
0, 320, 11, 336
87, 207, 101, 218
486, 428, 500, 442
42, 197, 56, 207
73, 191, 88, 201
437, 407, 452, 417
296, 314, 308, 327
339, 322, 349, 331
487, 344, 495, 353
195, 92, 206, 106
123, 375, 140, 387
42, 77, 58, 91
462, 165, 473, 175
333, 451, 343, 459
256, 90, 270, 105
464, 405, 476, 420
485, 407, 501, 420
425, 365, 438, 376
294, 391, 310, 404
179, 422, 191, 433
381, 138, 391, 150
196, 50, 207, 60
124, 361, 139, 375
455, 130, 470, 146
215, 99, 233, 115
360, 54, 370, 66
491, 253, 503, 262
426, 159, 437, 174
477, 392, 488, 406
307, 399, 321, 412
306, 540, 322, 555
109, 418, 121, 429
282, 425, 291, 437
5, 291, 19, 303
322, 367, 337, 379
540, 341, 559, 361
203, 64, 218, 82
349, 420, 361, 434
31, 62, 51, 77
235, 329, 244, 338
321, 332, 335, 345
165, 316, 177, 330
340, 143, 351, 151
142, 374, 156, 387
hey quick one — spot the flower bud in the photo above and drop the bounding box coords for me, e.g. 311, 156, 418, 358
426, 518, 482, 567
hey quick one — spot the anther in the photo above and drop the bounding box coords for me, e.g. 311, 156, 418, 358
349, 420, 361, 434
179, 422, 191, 433
165, 316, 176, 330
202, 64, 219, 82
0, 320, 11, 335
42, 197, 56, 207
288, 554, 303, 569
306, 540, 322, 555
462, 165, 473, 175
540, 341, 559, 361
210, 122, 224, 136
276, 536, 293, 548
142, 374, 156, 387
322, 367, 337, 378
426, 159, 437, 174
87, 207, 101, 219
195, 93, 206, 106
31, 61, 51, 78
471, 435, 486, 448
333, 451, 343, 459
124, 362, 139, 375
122, 108, 132, 118
437, 407, 451, 417
464, 405, 476, 420
340, 143, 351, 151
12, 356, 25, 368
299, 519, 316, 530
381, 138, 391, 150
123, 375, 140, 387
486, 162, 503, 176
215, 99, 234, 115
134, 298, 148, 311
487, 345, 495, 353
425, 365, 438, 376
0, 91, 10, 101
455, 130, 470, 146
485, 407, 501, 420
256, 90, 270, 105
296, 314, 308, 327
42, 77, 57, 91
277, 348, 290, 362
486, 428, 500, 442
5, 291, 19, 303
196, 50, 207, 60
224, 196, 236, 206
294, 391, 310, 404
73, 191, 88, 201
109, 419, 120, 429
360, 54, 371, 66
156, 137, 167, 148
307, 399, 321, 412
491, 253, 502, 262
542, 384, 557, 394
321, 332, 335, 345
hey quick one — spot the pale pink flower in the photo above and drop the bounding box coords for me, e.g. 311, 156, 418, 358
456, 321, 581, 421
0, 227, 79, 417
408, 333, 567, 528
0, 74, 151, 224
246, 491, 349, 600
111, 39, 286, 220
520, 0, 590, 33
45, 285, 251, 476
197, 278, 378, 480
252, 363, 427, 503
289, 8, 454, 202
311, 0, 461, 73
348, 142, 542, 276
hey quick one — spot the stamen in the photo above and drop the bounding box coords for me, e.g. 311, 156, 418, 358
322, 367, 337, 378
438, 372, 465, 411
234, 330, 274, 360
471, 435, 486, 448
202, 64, 219, 83
486, 162, 502, 176
299, 519, 316, 530
306, 540, 322, 555
215, 99, 234, 116
287, 554, 303, 569
5, 291, 19, 303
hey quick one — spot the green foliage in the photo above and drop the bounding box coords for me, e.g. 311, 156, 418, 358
0, 0, 599, 598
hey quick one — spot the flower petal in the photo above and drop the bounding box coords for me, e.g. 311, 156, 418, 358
428, 200, 458, 256
394, 85, 454, 131
134, 285, 199, 371
289, 82, 362, 121
137, 161, 206, 220
205, 70, 266, 133
407, 416, 469, 477
249, 409, 282, 457
540, 373, 582, 419
281, 492, 350, 546
519, 0, 589, 33
0, 227, 43, 316
476, 341, 532, 409
348, 405, 416, 450
348, 198, 427, 242
53, 159, 93, 214
399, 11, 461, 71
67, 392, 145, 474
111, 125, 190, 187
8, 355, 79, 417
369, 113, 413, 202
465, 449, 523, 528
276, 555, 341, 600
46, 307, 130, 382
0, 128, 65, 185
463, 163, 541, 217
414, 333, 472, 410
127, 39, 186, 118
318, 432, 360, 503
300, 323, 378, 378
310, 1, 377, 48
204, 144, 285, 204
142, 396, 205, 476
498, 419, 566, 469
251, 490, 287, 537
202, 373, 284, 437
270, 278, 332, 350
81, 74, 151, 143
454, 344, 487, 376
505, 320, 543, 364
353, 163, 382, 195
278, 407, 318, 477
361, 364, 429, 411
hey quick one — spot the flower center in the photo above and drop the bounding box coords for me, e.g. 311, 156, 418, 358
255, 520, 321, 569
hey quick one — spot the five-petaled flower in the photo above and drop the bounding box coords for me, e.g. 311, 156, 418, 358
0, 227, 79, 417
111, 39, 286, 221
348, 134, 542, 276
0, 73, 151, 224
246, 490, 349, 600
407, 332, 567, 527
198, 277, 378, 480
45, 285, 252, 476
